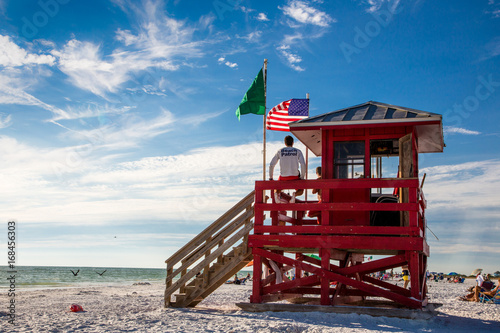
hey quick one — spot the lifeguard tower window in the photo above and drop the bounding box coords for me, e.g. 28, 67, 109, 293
370, 139, 400, 194
334, 141, 365, 179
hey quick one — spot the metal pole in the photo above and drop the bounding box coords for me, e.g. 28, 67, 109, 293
263, 59, 268, 181
305, 93, 309, 201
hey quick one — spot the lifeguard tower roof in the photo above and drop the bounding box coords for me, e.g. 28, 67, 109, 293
290, 101, 444, 156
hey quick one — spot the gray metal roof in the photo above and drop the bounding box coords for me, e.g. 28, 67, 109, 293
289, 101, 444, 156
292, 101, 441, 126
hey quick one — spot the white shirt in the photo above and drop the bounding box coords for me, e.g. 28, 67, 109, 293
269, 146, 306, 179
476, 274, 484, 287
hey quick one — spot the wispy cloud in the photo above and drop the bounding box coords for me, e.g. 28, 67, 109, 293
276, 1, 335, 71
276, 44, 304, 71
51, 0, 212, 97
0, 35, 55, 67
422, 160, 500, 212
281, 0, 336, 27
363, 0, 401, 13
444, 126, 481, 135
0, 73, 68, 119
486, 0, 500, 18
0, 113, 12, 128
482, 36, 500, 61
60, 108, 176, 151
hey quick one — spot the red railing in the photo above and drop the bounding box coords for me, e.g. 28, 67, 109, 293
253, 177, 426, 242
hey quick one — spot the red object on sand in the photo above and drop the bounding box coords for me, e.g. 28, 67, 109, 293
70, 304, 84, 312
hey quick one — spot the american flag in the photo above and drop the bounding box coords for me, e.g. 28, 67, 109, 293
266, 99, 309, 132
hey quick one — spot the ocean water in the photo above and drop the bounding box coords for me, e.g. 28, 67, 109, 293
0, 266, 167, 290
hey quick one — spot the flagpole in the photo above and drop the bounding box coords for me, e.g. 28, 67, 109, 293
263, 59, 268, 181
305, 93, 309, 201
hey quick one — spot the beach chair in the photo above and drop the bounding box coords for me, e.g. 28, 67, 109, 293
479, 289, 500, 304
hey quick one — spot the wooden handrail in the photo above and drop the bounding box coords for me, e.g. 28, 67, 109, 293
164, 190, 255, 306
165, 223, 253, 297
166, 208, 254, 284
165, 190, 255, 266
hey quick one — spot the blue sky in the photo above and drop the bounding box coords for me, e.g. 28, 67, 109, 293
0, 0, 499, 275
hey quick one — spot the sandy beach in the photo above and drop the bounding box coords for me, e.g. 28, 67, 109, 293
2, 278, 499, 332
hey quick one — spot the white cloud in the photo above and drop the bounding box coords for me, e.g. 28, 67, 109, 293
487, 0, 500, 18
52, 0, 209, 97
483, 37, 500, 61
276, 44, 305, 71
0, 113, 12, 128
0, 73, 68, 119
421, 160, 500, 212
364, 0, 401, 13
217, 56, 238, 68
0, 35, 55, 67
242, 31, 263, 43
444, 126, 481, 135
61, 109, 175, 151
257, 13, 270, 21
281, 0, 336, 27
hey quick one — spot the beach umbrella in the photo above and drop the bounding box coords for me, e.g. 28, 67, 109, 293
471, 268, 483, 275
448, 272, 458, 276
244, 260, 253, 267
305, 254, 321, 261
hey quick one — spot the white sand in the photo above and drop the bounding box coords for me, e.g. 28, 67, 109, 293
2, 279, 499, 332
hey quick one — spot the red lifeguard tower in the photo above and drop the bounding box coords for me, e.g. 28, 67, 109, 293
164, 101, 444, 316
247, 101, 444, 311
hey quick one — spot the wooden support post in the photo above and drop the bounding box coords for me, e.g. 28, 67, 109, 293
165, 265, 173, 307
295, 253, 303, 278
409, 251, 420, 300
251, 253, 262, 303
180, 265, 187, 293
320, 248, 331, 305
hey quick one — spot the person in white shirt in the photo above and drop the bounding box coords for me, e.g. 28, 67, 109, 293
269, 135, 306, 197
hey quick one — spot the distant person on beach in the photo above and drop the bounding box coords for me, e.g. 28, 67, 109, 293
402, 265, 410, 289
269, 135, 306, 199
463, 278, 500, 302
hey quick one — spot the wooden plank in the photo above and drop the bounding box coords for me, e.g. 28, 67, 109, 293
249, 235, 425, 252
335, 254, 407, 276
363, 275, 410, 296
166, 191, 254, 266
254, 226, 421, 236
255, 178, 419, 191
262, 275, 319, 295
256, 202, 418, 212
236, 303, 441, 320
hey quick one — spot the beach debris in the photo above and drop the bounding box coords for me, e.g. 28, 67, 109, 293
69, 304, 84, 313
133, 282, 151, 285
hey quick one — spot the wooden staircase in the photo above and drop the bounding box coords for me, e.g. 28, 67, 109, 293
164, 191, 255, 308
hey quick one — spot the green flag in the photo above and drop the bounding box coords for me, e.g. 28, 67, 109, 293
235, 68, 265, 120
